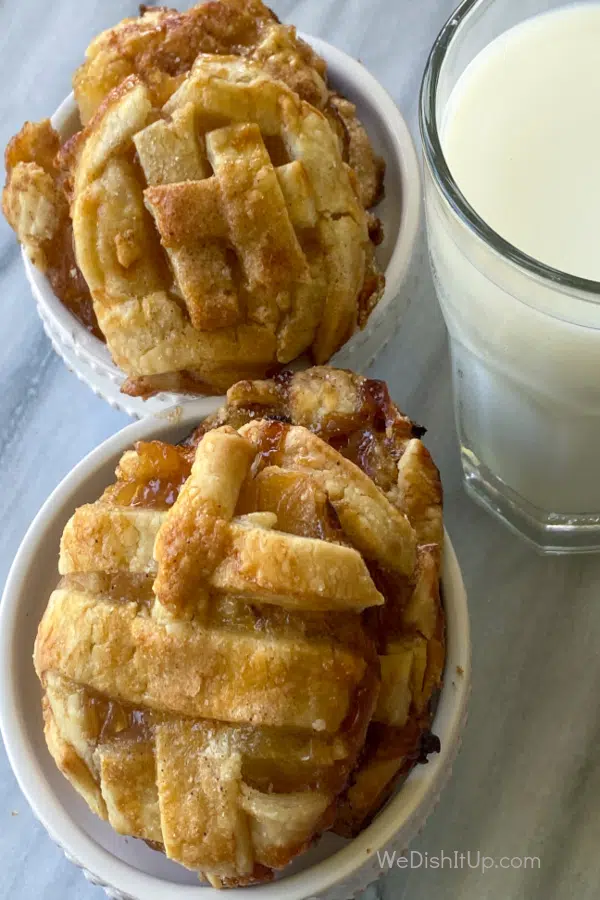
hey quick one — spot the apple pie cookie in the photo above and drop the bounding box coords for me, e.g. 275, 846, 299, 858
34, 419, 383, 886
34, 367, 443, 885
65, 57, 381, 395
3, 0, 386, 397
5, 57, 383, 396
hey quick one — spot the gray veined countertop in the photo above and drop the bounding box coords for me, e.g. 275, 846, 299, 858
1, 1, 599, 898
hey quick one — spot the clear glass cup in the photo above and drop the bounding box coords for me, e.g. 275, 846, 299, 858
420, 0, 600, 553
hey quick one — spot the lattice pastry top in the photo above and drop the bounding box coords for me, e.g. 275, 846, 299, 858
34, 368, 444, 885
34, 417, 389, 886
3, 1, 385, 396
73, 0, 384, 209
60, 55, 383, 396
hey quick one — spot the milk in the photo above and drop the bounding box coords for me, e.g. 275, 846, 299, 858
425, 4, 600, 519
442, 5, 600, 282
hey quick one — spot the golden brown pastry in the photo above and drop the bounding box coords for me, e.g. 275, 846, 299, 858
64, 56, 381, 395
34, 367, 443, 885
4, 38, 384, 395
35, 419, 383, 886
2, 120, 99, 336
3, 2, 386, 397
73, 0, 384, 209
193, 367, 445, 835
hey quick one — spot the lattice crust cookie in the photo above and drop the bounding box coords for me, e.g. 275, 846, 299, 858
34, 368, 444, 885
3, 1, 386, 392
193, 367, 445, 835
34, 418, 382, 886
73, 0, 385, 209
66, 56, 381, 394
4, 55, 383, 396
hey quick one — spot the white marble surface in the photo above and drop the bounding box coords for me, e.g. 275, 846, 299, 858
1, 1, 599, 898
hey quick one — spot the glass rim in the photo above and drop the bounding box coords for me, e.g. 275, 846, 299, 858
419, 0, 600, 300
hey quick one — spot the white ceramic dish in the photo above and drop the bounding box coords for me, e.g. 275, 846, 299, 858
23, 33, 421, 419
0, 403, 469, 900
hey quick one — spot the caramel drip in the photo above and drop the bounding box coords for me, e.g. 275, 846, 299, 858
106, 440, 194, 509
45, 220, 102, 339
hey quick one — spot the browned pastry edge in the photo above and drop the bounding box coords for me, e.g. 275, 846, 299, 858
2, 120, 100, 336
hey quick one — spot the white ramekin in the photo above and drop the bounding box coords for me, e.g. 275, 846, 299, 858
24, 34, 421, 419
0, 403, 469, 900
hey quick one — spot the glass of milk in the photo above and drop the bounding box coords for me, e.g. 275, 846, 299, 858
420, 0, 600, 553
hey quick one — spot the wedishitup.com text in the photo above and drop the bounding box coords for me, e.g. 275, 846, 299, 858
376, 850, 541, 873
